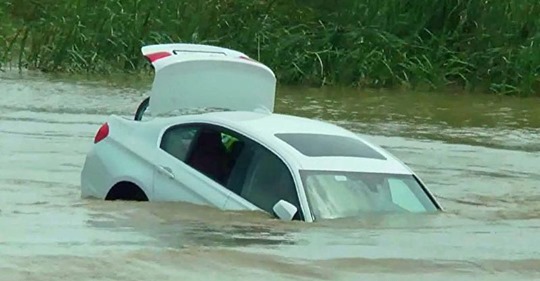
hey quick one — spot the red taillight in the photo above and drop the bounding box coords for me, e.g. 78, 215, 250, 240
145, 52, 171, 63
94, 122, 109, 144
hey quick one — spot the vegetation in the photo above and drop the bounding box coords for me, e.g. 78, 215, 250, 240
1, 0, 539, 95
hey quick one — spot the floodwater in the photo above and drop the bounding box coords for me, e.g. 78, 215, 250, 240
1, 70, 540, 281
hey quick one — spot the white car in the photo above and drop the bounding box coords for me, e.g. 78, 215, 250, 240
80, 43, 442, 222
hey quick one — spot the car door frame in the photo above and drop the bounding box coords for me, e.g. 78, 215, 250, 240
153, 122, 233, 207
212, 122, 309, 221
222, 135, 306, 221
156, 119, 310, 220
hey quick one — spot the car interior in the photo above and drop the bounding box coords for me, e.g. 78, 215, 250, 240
185, 129, 231, 184
165, 125, 303, 220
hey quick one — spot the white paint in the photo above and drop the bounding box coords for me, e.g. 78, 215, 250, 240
141, 43, 276, 116
80, 43, 442, 222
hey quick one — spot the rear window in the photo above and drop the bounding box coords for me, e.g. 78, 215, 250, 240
275, 133, 386, 159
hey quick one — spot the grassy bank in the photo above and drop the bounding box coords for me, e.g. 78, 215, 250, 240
1, 0, 539, 96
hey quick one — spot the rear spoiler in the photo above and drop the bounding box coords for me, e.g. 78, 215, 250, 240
141, 43, 255, 69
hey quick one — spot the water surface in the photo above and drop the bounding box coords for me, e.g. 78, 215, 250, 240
1, 71, 539, 281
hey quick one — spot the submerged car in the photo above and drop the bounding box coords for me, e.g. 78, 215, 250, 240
80, 43, 442, 222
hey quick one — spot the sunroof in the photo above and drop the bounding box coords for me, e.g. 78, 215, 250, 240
275, 133, 387, 160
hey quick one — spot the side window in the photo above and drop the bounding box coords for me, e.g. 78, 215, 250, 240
160, 126, 199, 161
159, 124, 303, 220
239, 145, 303, 220
161, 124, 249, 188
387, 179, 426, 212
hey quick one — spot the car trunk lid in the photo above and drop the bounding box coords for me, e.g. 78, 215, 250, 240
141, 44, 277, 117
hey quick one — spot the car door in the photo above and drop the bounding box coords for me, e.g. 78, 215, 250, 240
223, 140, 305, 221
153, 123, 233, 207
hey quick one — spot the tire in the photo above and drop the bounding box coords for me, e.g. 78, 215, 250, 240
134, 97, 150, 121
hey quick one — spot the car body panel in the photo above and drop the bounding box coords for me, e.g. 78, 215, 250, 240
149, 111, 413, 174
153, 148, 232, 208
150, 111, 435, 219
80, 43, 442, 222
141, 43, 250, 66
152, 114, 311, 215
81, 111, 442, 220
81, 116, 156, 200
141, 44, 276, 117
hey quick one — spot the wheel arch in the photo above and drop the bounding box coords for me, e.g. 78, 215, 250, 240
105, 181, 149, 201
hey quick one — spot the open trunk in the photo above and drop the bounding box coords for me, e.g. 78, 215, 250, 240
140, 43, 277, 116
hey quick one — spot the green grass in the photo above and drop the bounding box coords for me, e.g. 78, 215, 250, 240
1, 0, 539, 96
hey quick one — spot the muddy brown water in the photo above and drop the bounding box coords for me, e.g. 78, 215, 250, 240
1, 71, 539, 280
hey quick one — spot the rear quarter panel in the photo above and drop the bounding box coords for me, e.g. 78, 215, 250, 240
80, 115, 159, 199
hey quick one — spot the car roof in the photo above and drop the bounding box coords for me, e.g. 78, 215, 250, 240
147, 111, 414, 175
212, 111, 352, 134
151, 110, 356, 137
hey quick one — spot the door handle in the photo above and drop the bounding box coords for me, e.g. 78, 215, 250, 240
157, 165, 175, 179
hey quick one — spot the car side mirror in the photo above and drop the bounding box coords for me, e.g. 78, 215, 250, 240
272, 200, 298, 221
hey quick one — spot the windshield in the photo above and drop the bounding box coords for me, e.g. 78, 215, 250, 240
300, 170, 438, 220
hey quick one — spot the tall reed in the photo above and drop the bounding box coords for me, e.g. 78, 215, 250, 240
2, 0, 539, 96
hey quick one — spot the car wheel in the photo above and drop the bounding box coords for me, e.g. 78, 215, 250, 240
134, 97, 150, 121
